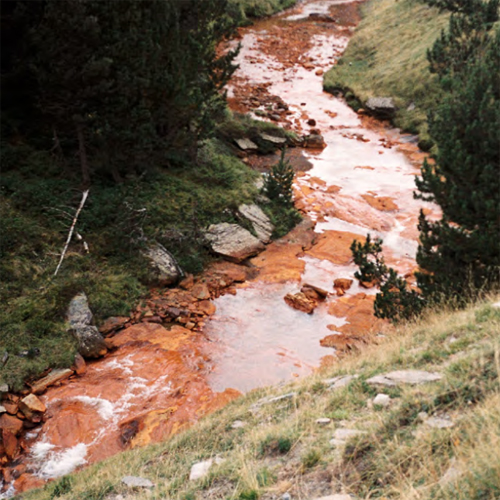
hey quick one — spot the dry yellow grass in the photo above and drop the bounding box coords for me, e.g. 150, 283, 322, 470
25, 298, 500, 500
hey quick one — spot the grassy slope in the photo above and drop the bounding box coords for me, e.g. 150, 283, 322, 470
324, 0, 448, 146
26, 299, 500, 500
0, 112, 301, 391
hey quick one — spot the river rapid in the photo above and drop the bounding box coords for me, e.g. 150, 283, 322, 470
2, 1, 437, 495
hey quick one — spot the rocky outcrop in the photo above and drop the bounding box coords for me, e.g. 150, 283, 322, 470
142, 243, 183, 287
205, 223, 265, 262
29, 368, 74, 394
67, 293, 107, 359
238, 204, 274, 243
365, 97, 397, 118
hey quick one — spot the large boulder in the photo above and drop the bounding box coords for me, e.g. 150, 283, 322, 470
205, 223, 265, 262
365, 97, 397, 118
67, 292, 107, 359
238, 204, 274, 243
72, 325, 108, 358
67, 292, 93, 327
142, 243, 183, 287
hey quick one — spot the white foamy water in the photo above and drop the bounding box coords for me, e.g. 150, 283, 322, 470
31, 442, 88, 479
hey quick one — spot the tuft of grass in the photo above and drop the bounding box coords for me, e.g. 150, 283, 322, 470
323, 0, 449, 145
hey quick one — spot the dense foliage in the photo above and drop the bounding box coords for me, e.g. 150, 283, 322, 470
353, 0, 500, 320
2, 0, 238, 184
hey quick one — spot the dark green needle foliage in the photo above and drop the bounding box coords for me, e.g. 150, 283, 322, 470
351, 235, 423, 321
352, 0, 500, 321
264, 148, 295, 207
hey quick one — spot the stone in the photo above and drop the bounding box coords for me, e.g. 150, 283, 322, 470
333, 429, 367, 441
439, 459, 462, 485
367, 370, 442, 386
235, 138, 258, 151
311, 496, 353, 500
316, 418, 331, 425
372, 394, 391, 407
197, 300, 216, 316
250, 392, 297, 412
365, 97, 397, 118
231, 420, 247, 429
205, 223, 265, 262
2, 401, 17, 415
323, 375, 358, 390
333, 278, 353, 291
189, 457, 224, 481
72, 353, 87, 375
305, 133, 326, 149
99, 317, 129, 336
121, 476, 154, 489
2, 430, 20, 459
238, 204, 274, 243
260, 133, 287, 144
67, 292, 93, 327
492, 300, 500, 309
301, 283, 329, 299
19, 394, 46, 420
192, 283, 211, 301
284, 292, 316, 314
142, 243, 183, 287
0, 414, 24, 435
30, 368, 74, 394
0, 384, 9, 394
424, 416, 454, 429
71, 325, 108, 359
0, 405, 6, 414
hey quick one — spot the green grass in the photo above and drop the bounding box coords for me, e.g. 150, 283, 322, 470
23, 298, 500, 500
229, 0, 297, 24
0, 111, 302, 391
323, 0, 449, 147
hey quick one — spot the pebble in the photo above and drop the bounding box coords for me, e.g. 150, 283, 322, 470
316, 417, 332, 425
425, 416, 454, 429
189, 457, 224, 481
322, 375, 358, 390
372, 394, 391, 407
121, 476, 154, 489
231, 420, 247, 429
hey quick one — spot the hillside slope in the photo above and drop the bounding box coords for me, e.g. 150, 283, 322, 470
25, 299, 500, 500
323, 0, 448, 147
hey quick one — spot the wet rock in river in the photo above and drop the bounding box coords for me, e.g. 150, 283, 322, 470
18, 394, 46, 421
284, 292, 317, 314
29, 368, 74, 394
304, 133, 326, 149
205, 223, 265, 262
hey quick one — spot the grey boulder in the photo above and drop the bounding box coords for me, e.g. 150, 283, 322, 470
205, 223, 265, 262
365, 97, 397, 118
238, 204, 274, 243
142, 243, 183, 287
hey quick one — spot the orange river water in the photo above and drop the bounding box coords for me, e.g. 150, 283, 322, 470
2, 1, 439, 495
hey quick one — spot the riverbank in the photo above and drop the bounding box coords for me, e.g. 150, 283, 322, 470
323, 0, 448, 149
22, 298, 500, 500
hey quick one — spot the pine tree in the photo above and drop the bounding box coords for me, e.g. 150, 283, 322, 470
415, 27, 500, 300
264, 148, 295, 206
17, 0, 238, 184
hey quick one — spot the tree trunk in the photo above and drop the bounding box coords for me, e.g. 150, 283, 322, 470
75, 120, 91, 186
